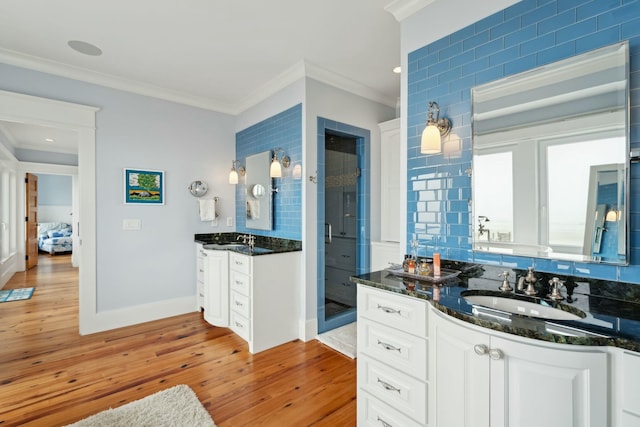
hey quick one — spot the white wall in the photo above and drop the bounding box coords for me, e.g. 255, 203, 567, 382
0, 62, 236, 325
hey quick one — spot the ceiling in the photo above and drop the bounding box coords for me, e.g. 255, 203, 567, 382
0, 0, 405, 155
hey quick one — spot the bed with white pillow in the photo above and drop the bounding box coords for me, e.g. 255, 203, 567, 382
37, 222, 73, 254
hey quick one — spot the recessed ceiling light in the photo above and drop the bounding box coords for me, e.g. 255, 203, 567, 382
45, 138, 54, 142
393, 66, 401, 74
68, 40, 102, 56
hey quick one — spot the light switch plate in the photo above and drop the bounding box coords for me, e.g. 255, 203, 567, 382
226, 217, 233, 226
122, 218, 141, 230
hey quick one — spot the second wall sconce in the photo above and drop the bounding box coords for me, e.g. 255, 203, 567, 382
421, 101, 451, 154
270, 147, 290, 178
228, 160, 245, 184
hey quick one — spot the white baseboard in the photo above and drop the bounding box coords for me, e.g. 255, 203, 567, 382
79, 295, 198, 335
299, 318, 317, 342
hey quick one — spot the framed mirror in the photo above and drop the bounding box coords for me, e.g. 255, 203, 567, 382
471, 41, 629, 264
245, 150, 273, 230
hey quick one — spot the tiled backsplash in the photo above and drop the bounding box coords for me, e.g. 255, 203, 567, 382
235, 104, 302, 240
407, 0, 640, 283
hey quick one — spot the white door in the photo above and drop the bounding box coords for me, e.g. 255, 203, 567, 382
430, 309, 491, 427
203, 250, 229, 327
491, 336, 608, 427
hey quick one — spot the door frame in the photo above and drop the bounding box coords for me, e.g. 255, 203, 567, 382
0, 89, 98, 335
316, 117, 370, 333
19, 164, 79, 267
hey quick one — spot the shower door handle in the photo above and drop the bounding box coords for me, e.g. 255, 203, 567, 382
325, 222, 332, 244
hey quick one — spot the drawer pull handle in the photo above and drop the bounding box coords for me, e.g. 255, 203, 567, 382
235, 321, 243, 328
377, 378, 401, 393
235, 280, 243, 285
377, 416, 393, 427
377, 304, 401, 315
235, 260, 243, 265
199, 269, 204, 273
235, 301, 243, 307
200, 251, 207, 257
377, 340, 401, 353
341, 254, 351, 258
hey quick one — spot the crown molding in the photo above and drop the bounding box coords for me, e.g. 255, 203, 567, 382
232, 59, 396, 114
0, 48, 236, 114
231, 61, 308, 115
384, 0, 436, 21
303, 60, 397, 108
0, 48, 395, 117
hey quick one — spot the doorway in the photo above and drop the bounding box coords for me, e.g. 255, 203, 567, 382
0, 89, 97, 334
317, 118, 370, 334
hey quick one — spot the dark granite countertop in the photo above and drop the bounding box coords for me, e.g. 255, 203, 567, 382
195, 233, 301, 256
351, 262, 640, 353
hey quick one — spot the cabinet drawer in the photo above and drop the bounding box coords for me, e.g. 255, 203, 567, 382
358, 318, 428, 381
358, 354, 427, 425
197, 257, 205, 282
230, 270, 250, 297
197, 283, 205, 309
230, 291, 250, 319
230, 311, 251, 342
358, 285, 427, 337
358, 390, 424, 427
230, 252, 251, 275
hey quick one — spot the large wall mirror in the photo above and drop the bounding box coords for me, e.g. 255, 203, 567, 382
471, 41, 629, 265
245, 150, 273, 231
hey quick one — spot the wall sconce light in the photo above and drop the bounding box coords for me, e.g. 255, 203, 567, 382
421, 101, 451, 154
228, 160, 245, 184
605, 207, 621, 222
270, 148, 290, 178
292, 164, 302, 179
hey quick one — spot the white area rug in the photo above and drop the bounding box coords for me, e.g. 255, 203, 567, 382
65, 384, 216, 427
318, 322, 357, 359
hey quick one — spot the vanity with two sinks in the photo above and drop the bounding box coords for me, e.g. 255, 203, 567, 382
352, 262, 640, 427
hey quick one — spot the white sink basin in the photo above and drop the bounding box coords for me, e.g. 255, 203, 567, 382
462, 293, 585, 321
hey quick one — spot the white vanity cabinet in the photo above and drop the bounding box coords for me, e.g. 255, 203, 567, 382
196, 244, 229, 327
429, 307, 608, 427
228, 250, 300, 354
356, 284, 429, 427
611, 348, 640, 426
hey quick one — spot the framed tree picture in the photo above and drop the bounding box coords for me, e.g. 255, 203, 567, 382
124, 168, 165, 205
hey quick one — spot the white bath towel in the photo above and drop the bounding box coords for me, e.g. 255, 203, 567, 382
199, 198, 216, 221
246, 199, 260, 219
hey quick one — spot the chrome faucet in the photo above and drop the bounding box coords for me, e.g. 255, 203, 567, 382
237, 234, 256, 250
498, 271, 513, 292
548, 277, 564, 301
523, 267, 538, 296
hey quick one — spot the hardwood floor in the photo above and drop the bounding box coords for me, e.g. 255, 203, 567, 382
0, 255, 357, 426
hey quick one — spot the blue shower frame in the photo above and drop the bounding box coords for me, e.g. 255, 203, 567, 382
317, 117, 371, 333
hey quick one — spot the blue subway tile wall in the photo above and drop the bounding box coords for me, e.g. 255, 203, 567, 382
235, 104, 302, 240
407, 0, 640, 283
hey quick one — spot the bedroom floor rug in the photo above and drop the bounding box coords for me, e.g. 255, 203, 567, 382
64, 384, 216, 427
317, 321, 357, 359
0, 287, 34, 303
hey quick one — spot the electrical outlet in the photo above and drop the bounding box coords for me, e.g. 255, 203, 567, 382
226, 217, 233, 226
122, 218, 141, 230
